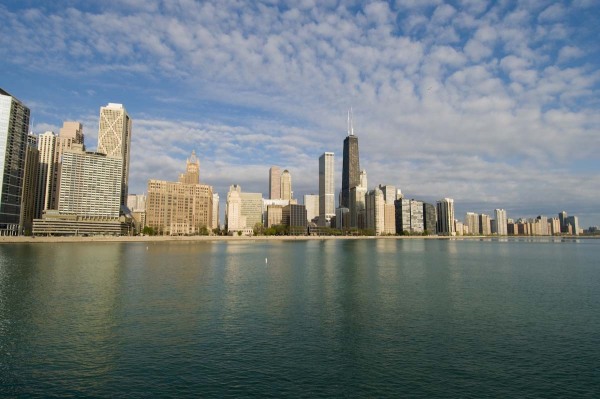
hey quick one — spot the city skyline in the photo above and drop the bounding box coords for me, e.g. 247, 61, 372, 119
1, 1, 598, 226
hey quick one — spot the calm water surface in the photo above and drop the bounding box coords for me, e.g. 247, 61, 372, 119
1, 238, 599, 397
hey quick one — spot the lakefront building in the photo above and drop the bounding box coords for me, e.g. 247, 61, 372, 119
32, 147, 128, 236
19, 134, 39, 234
98, 103, 132, 206
146, 151, 213, 235
319, 152, 335, 226
341, 110, 360, 209
0, 88, 30, 235
436, 198, 455, 236
281, 169, 292, 201
269, 166, 281, 200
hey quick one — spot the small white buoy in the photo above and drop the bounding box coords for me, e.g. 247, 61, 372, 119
265, 257, 268, 264
146, 246, 148, 250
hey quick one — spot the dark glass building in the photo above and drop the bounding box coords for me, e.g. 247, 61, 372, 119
341, 134, 360, 208
283, 204, 308, 235
423, 202, 437, 234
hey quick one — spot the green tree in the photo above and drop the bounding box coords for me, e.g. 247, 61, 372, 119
253, 222, 265, 236
142, 226, 155, 236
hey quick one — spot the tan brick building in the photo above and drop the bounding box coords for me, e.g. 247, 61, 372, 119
146, 151, 213, 235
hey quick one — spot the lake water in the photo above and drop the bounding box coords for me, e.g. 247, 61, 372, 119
1, 238, 599, 397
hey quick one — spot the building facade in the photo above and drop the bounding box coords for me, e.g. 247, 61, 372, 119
97, 103, 132, 205
423, 202, 437, 234
35, 131, 57, 218
20, 134, 39, 234
283, 204, 307, 235
479, 214, 491, 235
226, 185, 244, 232
281, 169, 292, 200
146, 153, 213, 235
465, 212, 479, 235
0, 89, 30, 234
365, 188, 385, 235
240, 192, 263, 229
303, 194, 319, 223
319, 152, 335, 226
494, 209, 508, 235
58, 149, 123, 219
212, 193, 219, 230
269, 166, 281, 199
436, 198, 455, 236
341, 125, 360, 209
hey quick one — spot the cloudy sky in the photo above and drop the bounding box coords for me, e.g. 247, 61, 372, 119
1, 0, 599, 226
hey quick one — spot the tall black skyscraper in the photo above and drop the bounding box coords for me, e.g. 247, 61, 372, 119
341, 109, 360, 208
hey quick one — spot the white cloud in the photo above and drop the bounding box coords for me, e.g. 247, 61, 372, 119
557, 46, 585, 64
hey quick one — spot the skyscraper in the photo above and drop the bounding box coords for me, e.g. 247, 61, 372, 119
319, 152, 335, 226
436, 198, 455, 236
146, 151, 213, 235
212, 193, 220, 230
59, 149, 123, 218
341, 109, 360, 208
52, 121, 84, 210
465, 212, 479, 235
98, 103, 132, 206
269, 166, 281, 199
423, 202, 437, 234
365, 187, 385, 235
0, 88, 30, 235
378, 184, 396, 205
281, 169, 292, 200
35, 131, 57, 218
559, 211, 568, 233
20, 134, 39, 234
349, 170, 367, 229
303, 194, 319, 223
494, 209, 508, 235
226, 185, 244, 232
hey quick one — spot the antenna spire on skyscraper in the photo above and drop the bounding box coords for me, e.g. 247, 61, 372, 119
347, 107, 354, 136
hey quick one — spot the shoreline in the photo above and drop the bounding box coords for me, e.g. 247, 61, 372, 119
0, 235, 592, 244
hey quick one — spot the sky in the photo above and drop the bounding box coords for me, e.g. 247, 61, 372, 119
1, 0, 599, 227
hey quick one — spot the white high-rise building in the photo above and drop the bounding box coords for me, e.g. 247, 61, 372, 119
127, 194, 147, 212
269, 166, 281, 199
0, 88, 30, 235
58, 149, 123, 219
494, 209, 508, 235
98, 103, 132, 206
319, 152, 335, 226
436, 198, 455, 236
365, 187, 385, 235
465, 212, 479, 235
35, 131, 57, 218
303, 194, 319, 223
212, 193, 220, 230
378, 184, 396, 205
281, 169, 292, 200
226, 185, 244, 232
479, 214, 491, 235
53, 122, 85, 210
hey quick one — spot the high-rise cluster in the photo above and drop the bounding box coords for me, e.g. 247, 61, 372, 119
1, 88, 587, 237
0, 89, 135, 236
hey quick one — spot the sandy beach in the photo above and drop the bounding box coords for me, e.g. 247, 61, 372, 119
0, 234, 447, 244
0, 234, 590, 244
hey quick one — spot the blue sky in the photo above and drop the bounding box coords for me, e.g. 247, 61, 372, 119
1, 0, 599, 226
